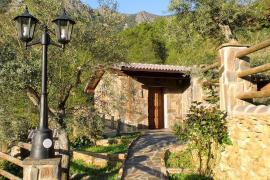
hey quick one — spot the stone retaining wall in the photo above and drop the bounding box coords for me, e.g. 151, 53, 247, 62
72, 151, 126, 168
214, 115, 270, 179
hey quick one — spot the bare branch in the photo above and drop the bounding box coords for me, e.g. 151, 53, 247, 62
58, 84, 73, 110
26, 86, 57, 117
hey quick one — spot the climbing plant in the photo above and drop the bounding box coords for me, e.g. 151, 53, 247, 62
201, 68, 220, 105
174, 102, 231, 176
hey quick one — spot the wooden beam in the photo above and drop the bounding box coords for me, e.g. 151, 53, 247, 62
201, 62, 220, 72
0, 169, 22, 180
236, 90, 270, 99
238, 63, 270, 78
202, 79, 219, 87
17, 142, 31, 151
0, 152, 23, 167
236, 39, 270, 58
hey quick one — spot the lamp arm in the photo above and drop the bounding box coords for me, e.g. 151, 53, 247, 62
26, 39, 41, 48
50, 40, 65, 49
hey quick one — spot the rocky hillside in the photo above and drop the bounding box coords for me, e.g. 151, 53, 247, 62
97, 6, 162, 27
121, 11, 160, 28
6, 0, 164, 28
7, 0, 93, 16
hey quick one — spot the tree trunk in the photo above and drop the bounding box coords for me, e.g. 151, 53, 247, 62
26, 86, 57, 118
198, 148, 203, 175
206, 142, 212, 175
218, 24, 237, 43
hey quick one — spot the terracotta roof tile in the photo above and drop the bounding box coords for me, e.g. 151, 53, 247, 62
115, 62, 191, 74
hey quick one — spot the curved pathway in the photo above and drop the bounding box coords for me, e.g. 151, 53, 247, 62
122, 130, 179, 180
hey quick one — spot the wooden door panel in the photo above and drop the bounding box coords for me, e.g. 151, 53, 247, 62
148, 89, 155, 129
148, 88, 164, 129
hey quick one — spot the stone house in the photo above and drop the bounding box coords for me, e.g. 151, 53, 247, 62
84, 63, 203, 131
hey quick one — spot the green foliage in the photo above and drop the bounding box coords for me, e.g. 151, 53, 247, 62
174, 102, 231, 176
165, 150, 194, 170
169, 0, 269, 39
121, 15, 219, 65
70, 136, 93, 149
70, 160, 120, 180
0, 0, 11, 13
169, 173, 211, 180
121, 19, 168, 64
199, 69, 220, 105
67, 109, 105, 144
119, 0, 270, 66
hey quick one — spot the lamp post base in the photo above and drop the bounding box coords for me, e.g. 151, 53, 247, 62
30, 128, 54, 159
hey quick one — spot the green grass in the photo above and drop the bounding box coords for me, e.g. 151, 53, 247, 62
165, 150, 193, 169
169, 174, 212, 180
165, 151, 212, 180
82, 143, 128, 154
70, 160, 121, 180
80, 132, 140, 154
70, 133, 140, 179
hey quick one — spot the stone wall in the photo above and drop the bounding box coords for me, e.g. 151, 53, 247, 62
215, 43, 270, 179
165, 89, 183, 128
164, 81, 194, 128
95, 71, 123, 119
214, 115, 270, 179
94, 72, 148, 132
120, 75, 149, 130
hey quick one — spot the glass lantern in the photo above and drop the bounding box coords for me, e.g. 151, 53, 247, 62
52, 9, 75, 44
14, 6, 38, 43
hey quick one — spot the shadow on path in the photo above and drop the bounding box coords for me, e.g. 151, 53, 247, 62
122, 129, 179, 180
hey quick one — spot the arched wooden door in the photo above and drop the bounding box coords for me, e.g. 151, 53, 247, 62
148, 87, 164, 129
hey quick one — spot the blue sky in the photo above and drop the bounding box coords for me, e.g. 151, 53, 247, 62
82, 0, 171, 15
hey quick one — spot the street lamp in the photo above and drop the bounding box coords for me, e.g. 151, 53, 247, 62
14, 6, 75, 159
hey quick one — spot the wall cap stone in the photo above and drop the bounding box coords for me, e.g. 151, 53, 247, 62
232, 105, 270, 115
23, 157, 61, 166
218, 43, 250, 50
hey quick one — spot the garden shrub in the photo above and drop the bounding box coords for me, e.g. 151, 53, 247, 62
70, 136, 94, 149
67, 108, 105, 146
174, 102, 231, 176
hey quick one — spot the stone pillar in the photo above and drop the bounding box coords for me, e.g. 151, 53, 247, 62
218, 43, 256, 114
191, 77, 203, 102
23, 158, 61, 180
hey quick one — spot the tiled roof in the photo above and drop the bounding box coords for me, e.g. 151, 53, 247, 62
115, 62, 191, 74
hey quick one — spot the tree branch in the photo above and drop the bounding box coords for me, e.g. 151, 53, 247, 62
58, 66, 84, 110
26, 86, 57, 117
75, 66, 82, 86
58, 84, 73, 110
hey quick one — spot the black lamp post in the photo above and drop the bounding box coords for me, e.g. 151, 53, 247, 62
14, 6, 75, 159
